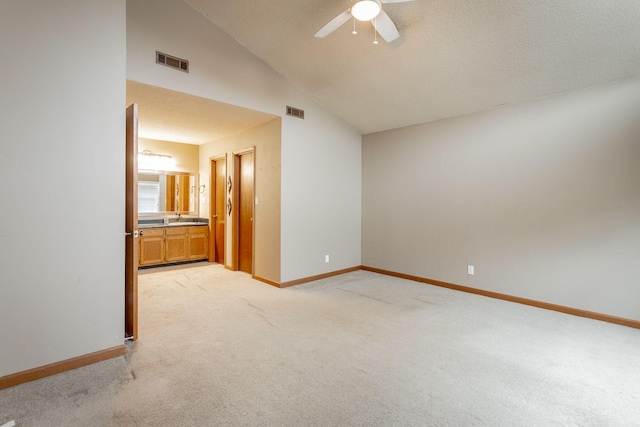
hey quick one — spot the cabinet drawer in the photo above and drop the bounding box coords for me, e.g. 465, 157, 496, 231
139, 228, 164, 237
188, 225, 208, 235
166, 227, 187, 235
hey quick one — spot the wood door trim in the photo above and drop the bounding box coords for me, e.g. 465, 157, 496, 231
0, 345, 127, 390
232, 147, 254, 156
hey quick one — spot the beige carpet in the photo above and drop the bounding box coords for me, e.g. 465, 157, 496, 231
2, 264, 640, 426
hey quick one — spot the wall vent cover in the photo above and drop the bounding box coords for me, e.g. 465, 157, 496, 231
286, 106, 305, 119
156, 51, 189, 73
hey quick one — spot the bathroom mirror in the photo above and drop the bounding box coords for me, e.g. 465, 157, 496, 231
138, 171, 197, 215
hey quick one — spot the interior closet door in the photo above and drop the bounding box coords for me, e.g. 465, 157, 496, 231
237, 151, 254, 274
210, 157, 226, 264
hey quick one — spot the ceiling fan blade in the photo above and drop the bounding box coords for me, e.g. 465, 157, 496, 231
373, 10, 400, 42
314, 10, 351, 38
380, 0, 415, 3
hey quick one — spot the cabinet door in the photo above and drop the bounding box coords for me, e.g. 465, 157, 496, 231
139, 229, 165, 266
166, 227, 188, 262
188, 226, 209, 260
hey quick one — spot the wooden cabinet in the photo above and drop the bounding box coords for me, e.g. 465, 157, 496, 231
188, 226, 208, 260
139, 225, 208, 267
139, 228, 165, 266
165, 227, 189, 263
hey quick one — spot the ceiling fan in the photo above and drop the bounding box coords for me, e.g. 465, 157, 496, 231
314, 0, 415, 43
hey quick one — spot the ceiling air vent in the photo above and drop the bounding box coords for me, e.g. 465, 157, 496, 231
156, 51, 189, 73
286, 106, 305, 119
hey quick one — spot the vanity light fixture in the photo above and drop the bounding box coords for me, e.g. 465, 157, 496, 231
139, 150, 171, 159
138, 150, 175, 170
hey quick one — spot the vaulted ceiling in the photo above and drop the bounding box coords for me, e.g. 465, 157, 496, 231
184, 0, 640, 135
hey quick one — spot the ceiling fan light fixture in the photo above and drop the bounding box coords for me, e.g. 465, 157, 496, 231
351, 0, 381, 22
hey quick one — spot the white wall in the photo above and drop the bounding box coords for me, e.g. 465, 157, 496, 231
0, 1, 126, 376
127, 0, 362, 282
363, 78, 640, 321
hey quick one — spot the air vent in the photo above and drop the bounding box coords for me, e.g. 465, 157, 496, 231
156, 51, 189, 73
286, 106, 305, 119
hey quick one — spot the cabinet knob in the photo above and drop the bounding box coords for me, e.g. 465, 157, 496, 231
139, 230, 144, 236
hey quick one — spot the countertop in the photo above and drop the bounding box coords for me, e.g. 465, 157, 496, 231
138, 219, 208, 229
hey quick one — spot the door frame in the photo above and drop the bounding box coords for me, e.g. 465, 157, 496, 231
209, 154, 227, 264
231, 147, 255, 273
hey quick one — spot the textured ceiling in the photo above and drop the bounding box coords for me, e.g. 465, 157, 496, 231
126, 80, 276, 144
184, 0, 640, 134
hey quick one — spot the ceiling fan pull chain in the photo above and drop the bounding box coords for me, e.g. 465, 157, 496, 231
373, 17, 379, 44
353, 17, 357, 35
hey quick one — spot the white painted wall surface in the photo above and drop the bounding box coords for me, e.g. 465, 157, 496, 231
0, 1, 126, 376
363, 79, 640, 321
126, 0, 362, 282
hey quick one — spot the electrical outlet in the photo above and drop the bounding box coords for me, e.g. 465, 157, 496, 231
468, 265, 474, 275
325, 255, 330, 263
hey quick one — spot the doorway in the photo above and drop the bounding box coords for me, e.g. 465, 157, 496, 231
209, 156, 226, 264
233, 149, 254, 274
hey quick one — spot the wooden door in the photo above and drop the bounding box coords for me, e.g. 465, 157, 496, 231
209, 158, 226, 264
165, 175, 176, 211
125, 103, 139, 340
237, 151, 254, 274
177, 175, 190, 212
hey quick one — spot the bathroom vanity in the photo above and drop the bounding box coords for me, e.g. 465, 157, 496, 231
137, 168, 208, 267
139, 222, 208, 267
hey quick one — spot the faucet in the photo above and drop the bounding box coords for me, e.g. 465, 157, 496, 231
177, 213, 182, 222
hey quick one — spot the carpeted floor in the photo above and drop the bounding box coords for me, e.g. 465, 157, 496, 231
2, 264, 640, 426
